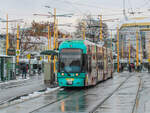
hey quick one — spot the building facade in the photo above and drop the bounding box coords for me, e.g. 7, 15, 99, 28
118, 18, 150, 63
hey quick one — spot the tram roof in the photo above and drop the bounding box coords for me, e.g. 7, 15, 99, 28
59, 39, 104, 53
59, 40, 87, 53
84, 40, 103, 48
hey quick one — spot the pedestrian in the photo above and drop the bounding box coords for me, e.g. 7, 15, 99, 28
148, 64, 150, 73
119, 64, 121, 72
38, 65, 41, 74
129, 63, 132, 72
131, 63, 135, 72
22, 64, 27, 79
121, 64, 124, 72
141, 64, 143, 72
26, 64, 28, 74
137, 65, 140, 72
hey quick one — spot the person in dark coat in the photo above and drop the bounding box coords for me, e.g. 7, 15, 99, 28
38, 65, 41, 74
148, 64, 150, 73
22, 64, 27, 79
131, 63, 135, 72
129, 63, 132, 72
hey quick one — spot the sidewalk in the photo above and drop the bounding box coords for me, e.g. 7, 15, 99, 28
0, 75, 30, 89
0, 74, 46, 105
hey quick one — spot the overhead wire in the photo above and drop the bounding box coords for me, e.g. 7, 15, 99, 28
46, 0, 123, 16
48, 0, 84, 14
136, 0, 150, 8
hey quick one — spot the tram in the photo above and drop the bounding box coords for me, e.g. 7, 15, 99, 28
57, 40, 113, 87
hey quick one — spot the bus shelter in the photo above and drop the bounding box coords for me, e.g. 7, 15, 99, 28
0, 55, 15, 81
40, 50, 58, 85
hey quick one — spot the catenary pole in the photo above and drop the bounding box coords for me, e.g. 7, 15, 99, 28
48, 25, 50, 62
136, 30, 139, 67
140, 39, 143, 64
53, 8, 56, 50
16, 24, 19, 64
82, 21, 85, 40
122, 40, 124, 58
129, 39, 131, 64
99, 15, 102, 41
6, 14, 9, 55
117, 26, 120, 72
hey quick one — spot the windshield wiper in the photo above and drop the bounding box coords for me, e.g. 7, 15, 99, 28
62, 68, 71, 76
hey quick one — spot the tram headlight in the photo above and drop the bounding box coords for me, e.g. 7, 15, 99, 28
76, 73, 78, 76
61, 73, 64, 76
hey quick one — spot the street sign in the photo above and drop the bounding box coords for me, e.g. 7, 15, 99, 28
7, 48, 16, 56
27, 54, 31, 59
40, 56, 42, 61
37, 56, 42, 61
16, 50, 20, 56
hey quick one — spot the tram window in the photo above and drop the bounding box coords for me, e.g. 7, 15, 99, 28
88, 56, 92, 73
82, 54, 88, 72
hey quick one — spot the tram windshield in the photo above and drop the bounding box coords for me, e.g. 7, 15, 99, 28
59, 49, 82, 73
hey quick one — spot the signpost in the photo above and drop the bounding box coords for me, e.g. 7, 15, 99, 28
16, 50, 20, 56
27, 54, 31, 75
27, 54, 31, 60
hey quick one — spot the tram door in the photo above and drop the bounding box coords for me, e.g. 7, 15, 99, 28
107, 52, 112, 78
103, 48, 107, 80
92, 45, 97, 84
0, 58, 6, 81
97, 47, 104, 82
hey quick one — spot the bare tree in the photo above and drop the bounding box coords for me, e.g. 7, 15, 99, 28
75, 15, 108, 42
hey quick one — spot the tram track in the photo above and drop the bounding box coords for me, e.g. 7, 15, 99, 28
29, 78, 118, 113
130, 72, 150, 113
90, 74, 133, 113
0, 82, 45, 106
0, 73, 134, 113
29, 74, 132, 113
131, 76, 142, 113
29, 88, 85, 113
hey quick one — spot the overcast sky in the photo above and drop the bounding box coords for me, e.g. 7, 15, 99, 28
0, 0, 149, 32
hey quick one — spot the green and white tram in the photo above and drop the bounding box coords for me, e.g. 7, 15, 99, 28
57, 40, 113, 87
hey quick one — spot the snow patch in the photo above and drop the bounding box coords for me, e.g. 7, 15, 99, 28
8, 87, 60, 106
0, 77, 29, 86
44, 87, 60, 94
59, 88, 64, 91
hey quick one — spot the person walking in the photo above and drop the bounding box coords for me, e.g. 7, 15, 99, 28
131, 63, 135, 72
22, 64, 27, 79
38, 65, 41, 74
148, 64, 150, 73
129, 63, 132, 72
